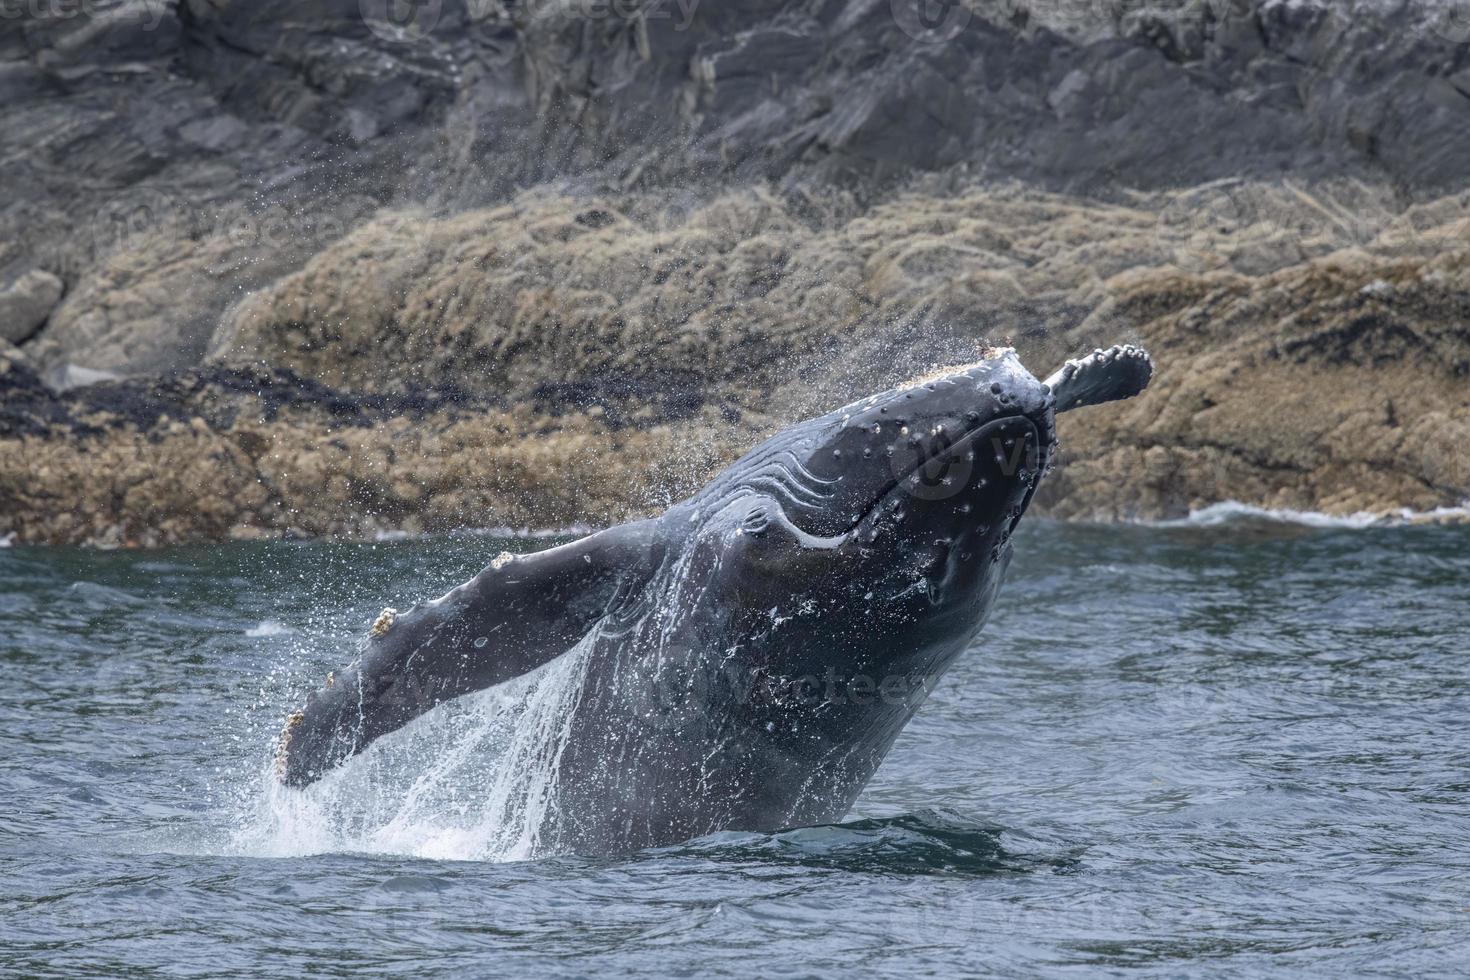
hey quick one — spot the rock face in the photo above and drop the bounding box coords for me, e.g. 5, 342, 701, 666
2, 0, 1469, 543
0, 270, 63, 344
0, 352, 728, 546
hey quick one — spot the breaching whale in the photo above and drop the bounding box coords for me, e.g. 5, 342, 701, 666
275, 344, 1153, 854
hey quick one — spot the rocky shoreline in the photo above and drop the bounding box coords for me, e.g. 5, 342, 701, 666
6, 178, 1468, 546
3, 1, 1468, 545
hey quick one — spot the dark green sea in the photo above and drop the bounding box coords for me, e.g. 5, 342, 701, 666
3, 514, 1468, 977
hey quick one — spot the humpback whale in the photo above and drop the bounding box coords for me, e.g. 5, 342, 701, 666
275, 344, 1153, 854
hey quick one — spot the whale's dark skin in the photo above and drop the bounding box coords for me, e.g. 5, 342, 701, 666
276, 345, 1153, 854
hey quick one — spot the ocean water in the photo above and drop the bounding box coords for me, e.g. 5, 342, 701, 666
2, 517, 1468, 977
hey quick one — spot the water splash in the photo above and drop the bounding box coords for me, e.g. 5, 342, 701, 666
1140, 500, 1470, 529
229, 634, 595, 863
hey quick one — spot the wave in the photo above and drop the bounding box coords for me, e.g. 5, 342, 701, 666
1141, 500, 1470, 529
656, 810, 1079, 877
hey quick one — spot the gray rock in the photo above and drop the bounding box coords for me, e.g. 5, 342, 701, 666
3, 0, 1469, 377
0, 270, 64, 345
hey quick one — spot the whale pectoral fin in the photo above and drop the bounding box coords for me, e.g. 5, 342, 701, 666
276, 520, 662, 787
1044, 344, 1154, 413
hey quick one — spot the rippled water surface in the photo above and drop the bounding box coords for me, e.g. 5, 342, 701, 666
3, 519, 1468, 976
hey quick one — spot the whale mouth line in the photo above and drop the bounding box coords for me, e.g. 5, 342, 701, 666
840, 411, 1042, 538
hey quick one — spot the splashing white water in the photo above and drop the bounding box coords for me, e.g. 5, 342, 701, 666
1146, 501, 1470, 529
229, 635, 595, 863
245, 620, 292, 637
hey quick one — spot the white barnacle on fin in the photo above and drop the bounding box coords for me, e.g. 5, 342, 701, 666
491, 551, 514, 570
371, 607, 397, 636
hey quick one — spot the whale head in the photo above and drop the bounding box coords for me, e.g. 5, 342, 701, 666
687, 345, 1149, 698
691, 350, 1054, 622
